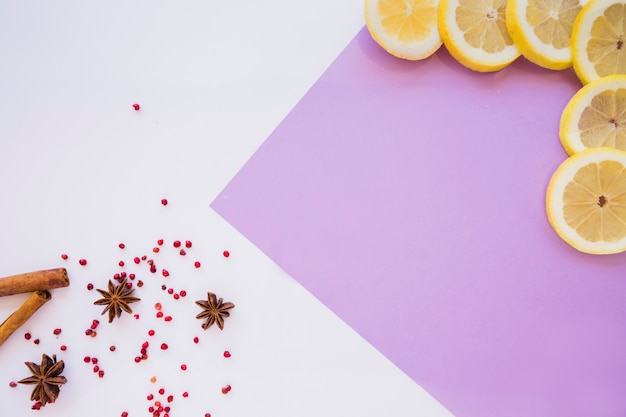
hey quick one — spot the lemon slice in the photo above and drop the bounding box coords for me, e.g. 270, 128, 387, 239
560, 75, 626, 155
438, 0, 520, 71
546, 147, 626, 254
506, 0, 587, 70
572, 0, 626, 84
365, 0, 442, 60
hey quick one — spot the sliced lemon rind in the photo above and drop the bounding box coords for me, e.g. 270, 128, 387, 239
546, 147, 626, 254
559, 75, 626, 155
438, 0, 520, 72
572, 0, 626, 84
505, 0, 578, 70
365, 0, 443, 61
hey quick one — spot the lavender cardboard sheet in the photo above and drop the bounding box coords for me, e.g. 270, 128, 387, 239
211, 28, 626, 417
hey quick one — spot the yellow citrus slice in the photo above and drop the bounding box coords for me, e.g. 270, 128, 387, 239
546, 147, 626, 254
560, 75, 626, 155
572, 0, 626, 84
506, 0, 587, 70
438, 0, 520, 72
365, 0, 442, 60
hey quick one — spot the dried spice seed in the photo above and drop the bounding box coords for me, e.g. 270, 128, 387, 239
162, 269, 169, 277
147, 393, 154, 400
179, 249, 186, 256
118, 243, 126, 249
164, 316, 172, 322
179, 290, 187, 297
93, 365, 99, 373
153, 247, 160, 253
94, 279, 141, 323
53, 328, 62, 335
160, 343, 168, 350
167, 395, 174, 402
137, 280, 144, 287
173, 240, 181, 248
150, 264, 157, 273
61, 254, 68, 260
182, 392, 189, 398
9, 381, 17, 388
91, 357, 98, 364
142, 341, 149, 349
204, 413, 211, 417
193, 337, 199, 344
223, 250, 230, 257
173, 293, 179, 300
161, 198, 167, 205
194, 261, 201, 268
134, 257, 141, 264
221, 384, 231, 394
79, 259, 87, 266
83, 356, 91, 363
167, 288, 174, 295
185, 240, 192, 248
157, 239, 164, 245
134, 356, 141, 363
223, 350, 231, 358
180, 364, 187, 370
109, 345, 116, 352
158, 388, 165, 395
24, 332, 32, 340
132, 103, 140, 111
85, 329, 93, 336
154, 302, 162, 310
98, 370, 104, 378
156, 312, 164, 318
150, 377, 157, 384
33, 338, 40, 345
119, 260, 125, 267
148, 329, 155, 336
195, 292, 235, 330
59, 345, 67, 351
90, 331, 97, 338
18, 354, 67, 406
87, 283, 94, 290
121, 412, 129, 417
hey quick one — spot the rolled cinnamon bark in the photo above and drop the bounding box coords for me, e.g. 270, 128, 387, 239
0, 290, 51, 347
0, 268, 69, 297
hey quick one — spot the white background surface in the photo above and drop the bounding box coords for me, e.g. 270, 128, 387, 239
0, 1, 453, 416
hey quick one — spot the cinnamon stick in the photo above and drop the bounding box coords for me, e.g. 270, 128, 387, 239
0, 268, 69, 297
0, 290, 51, 347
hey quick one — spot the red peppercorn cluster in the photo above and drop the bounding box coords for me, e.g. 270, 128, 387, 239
54, 203, 235, 415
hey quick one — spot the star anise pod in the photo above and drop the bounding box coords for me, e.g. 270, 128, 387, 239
94, 279, 140, 323
18, 353, 67, 406
195, 291, 235, 330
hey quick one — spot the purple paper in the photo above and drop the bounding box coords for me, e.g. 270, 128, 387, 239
212, 28, 626, 417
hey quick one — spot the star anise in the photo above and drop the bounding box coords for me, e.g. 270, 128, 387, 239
94, 279, 140, 323
18, 353, 67, 406
195, 291, 235, 330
